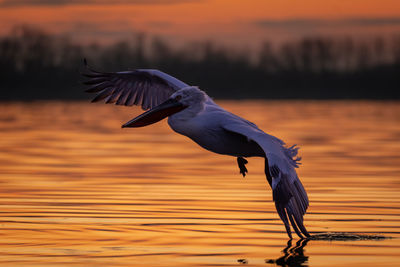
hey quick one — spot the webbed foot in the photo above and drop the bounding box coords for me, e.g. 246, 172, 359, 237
237, 157, 248, 177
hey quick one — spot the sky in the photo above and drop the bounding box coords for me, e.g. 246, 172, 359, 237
0, 0, 400, 48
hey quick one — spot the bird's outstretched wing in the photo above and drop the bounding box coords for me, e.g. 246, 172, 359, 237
223, 121, 309, 239
82, 61, 189, 110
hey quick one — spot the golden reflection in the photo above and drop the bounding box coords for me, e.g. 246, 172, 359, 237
265, 239, 309, 267
0, 101, 399, 266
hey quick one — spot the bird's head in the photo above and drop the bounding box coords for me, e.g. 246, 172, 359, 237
170, 86, 206, 107
122, 86, 206, 128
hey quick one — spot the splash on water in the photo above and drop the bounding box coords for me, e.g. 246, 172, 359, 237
309, 232, 388, 241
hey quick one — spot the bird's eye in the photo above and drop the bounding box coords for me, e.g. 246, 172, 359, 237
175, 95, 182, 101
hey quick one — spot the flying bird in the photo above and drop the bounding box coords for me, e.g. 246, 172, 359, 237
82, 61, 310, 239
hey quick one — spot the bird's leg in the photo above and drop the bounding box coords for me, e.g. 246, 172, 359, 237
237, 157, 248, 177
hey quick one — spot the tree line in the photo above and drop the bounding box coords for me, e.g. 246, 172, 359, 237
1, 25, 399, 100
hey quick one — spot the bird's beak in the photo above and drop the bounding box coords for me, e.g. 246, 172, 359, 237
122, 98, 187, 128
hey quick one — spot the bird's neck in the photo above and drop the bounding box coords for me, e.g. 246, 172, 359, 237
170, 101, 205, 122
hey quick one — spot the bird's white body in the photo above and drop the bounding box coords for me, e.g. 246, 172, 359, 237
83, 65, 310, 239
168, 96, 265, 157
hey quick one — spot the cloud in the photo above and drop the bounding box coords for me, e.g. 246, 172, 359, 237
254, 17, 400, 29
0, 0, 198, 7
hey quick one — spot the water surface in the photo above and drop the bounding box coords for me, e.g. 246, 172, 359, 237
0, 101, 399, 266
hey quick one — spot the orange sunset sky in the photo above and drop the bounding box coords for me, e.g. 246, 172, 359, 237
0, 0, 400, 47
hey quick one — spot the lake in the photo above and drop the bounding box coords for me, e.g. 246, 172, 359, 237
0, 101, 399, 266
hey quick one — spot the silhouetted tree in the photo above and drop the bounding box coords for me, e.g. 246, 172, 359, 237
0, 25, 399, 100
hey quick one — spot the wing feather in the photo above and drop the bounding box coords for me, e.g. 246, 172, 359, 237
105, 87, 122, 104
91, 87, 114, 103
223, 122, 310, 238
82, 62, 188, 110
125, 89, 136, 106
85, 81, 112, 93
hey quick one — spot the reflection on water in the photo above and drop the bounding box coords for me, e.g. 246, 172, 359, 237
265, 239, 309, 267
0, 100, 399, 266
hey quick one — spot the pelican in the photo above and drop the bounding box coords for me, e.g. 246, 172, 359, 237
82, 61, 310, 239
